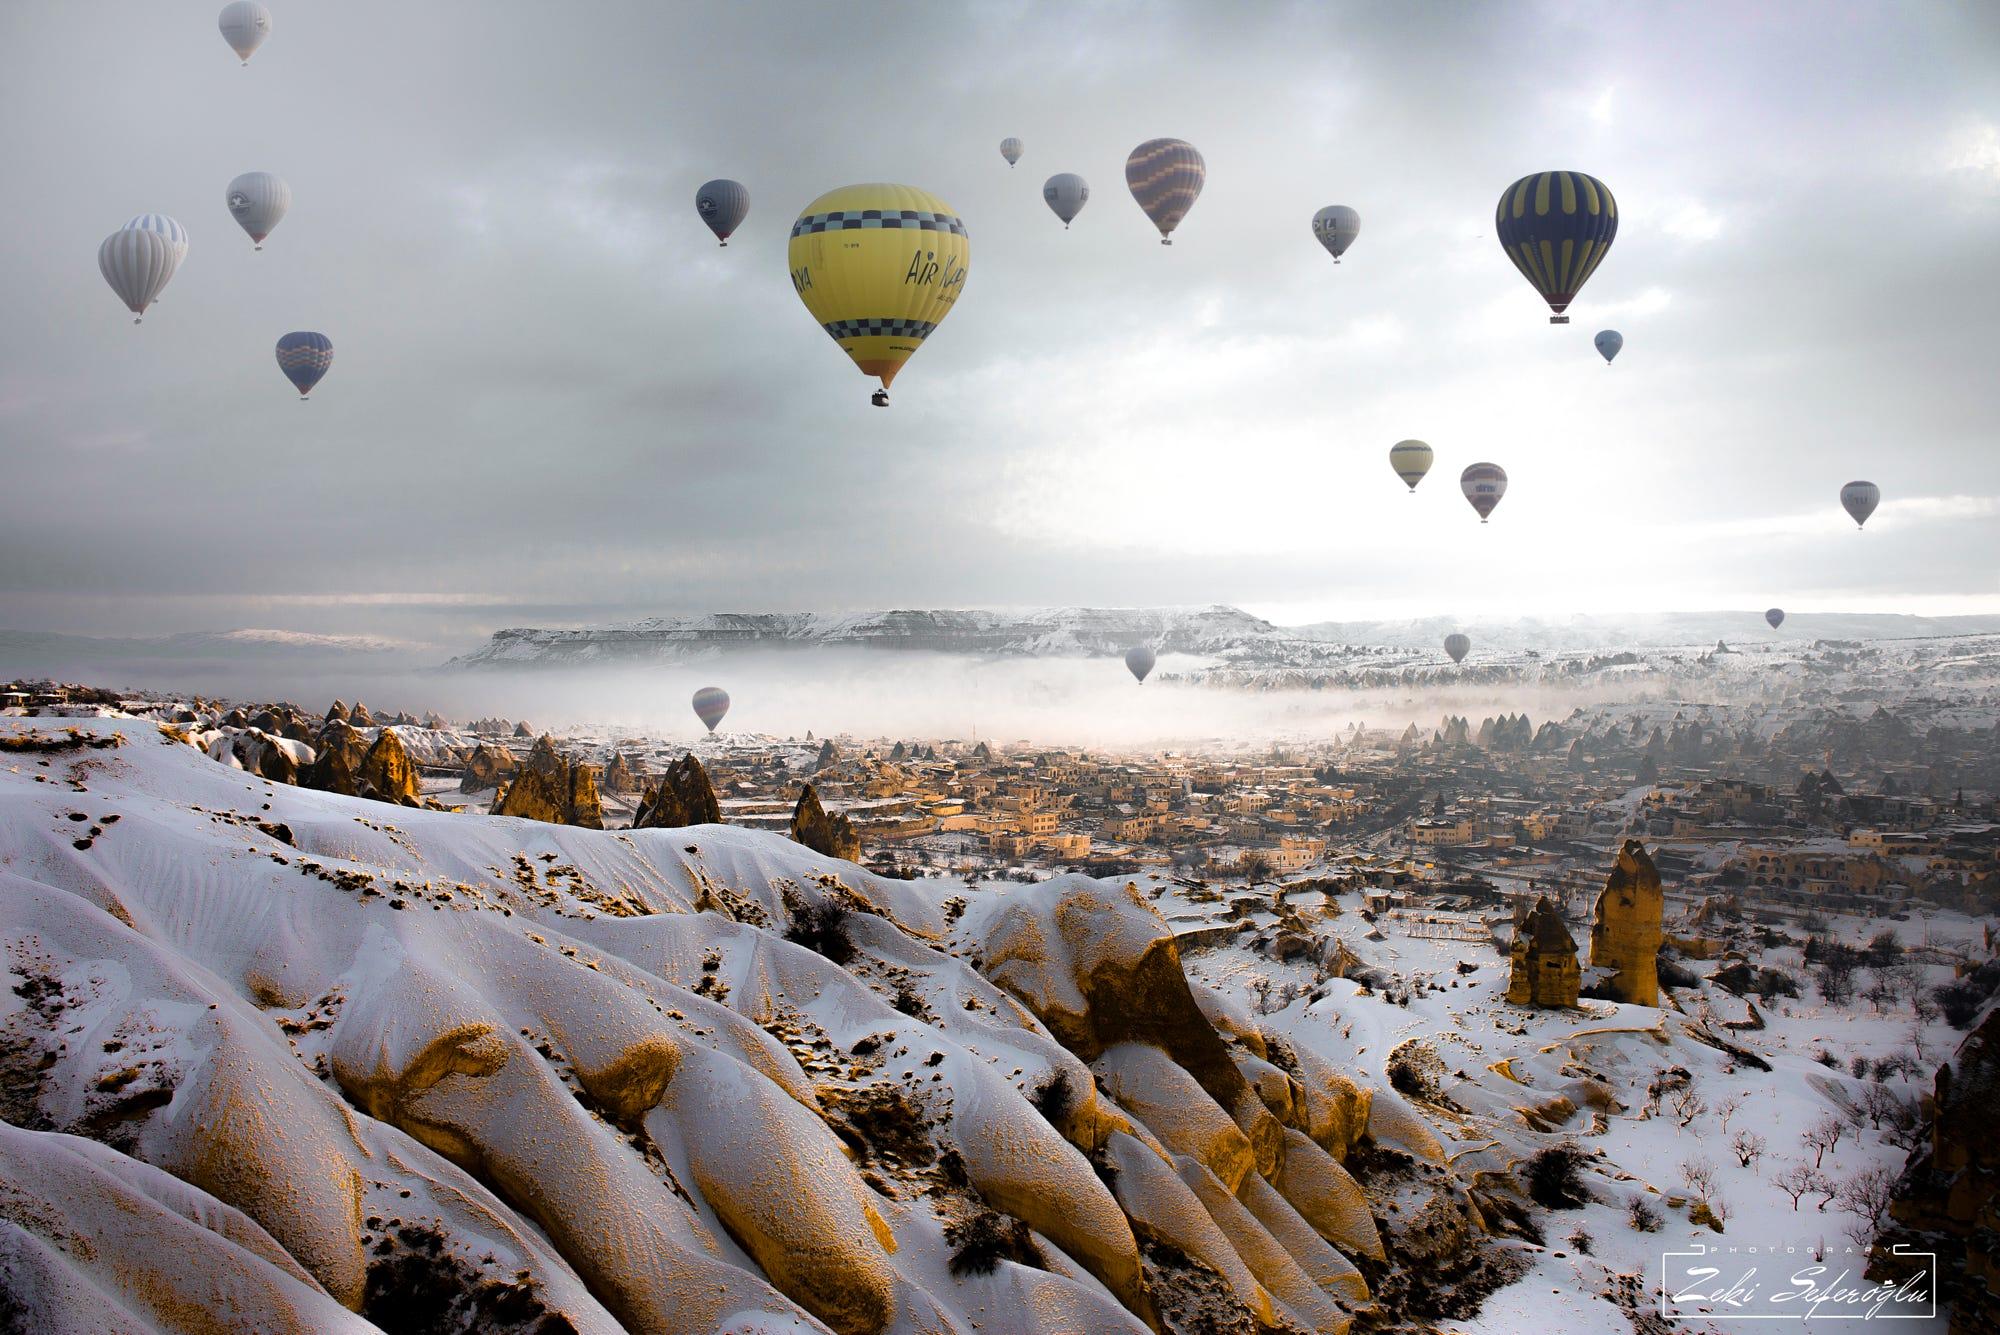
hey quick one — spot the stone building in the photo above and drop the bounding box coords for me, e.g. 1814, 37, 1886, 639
1588, 839, 1664, 1006
1507, 896, 1580, 1007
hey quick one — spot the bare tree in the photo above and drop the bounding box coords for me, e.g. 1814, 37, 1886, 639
1731, 1130, 1767, 1168
1680, 1156, 1720, 1202
1803, 1111, 1844, 1168
1671, 1087, 1709, 1129
1715, 1093, 1745, 1135
1771, 1161, 1828, 1211
1834, 1164, 1901, 1248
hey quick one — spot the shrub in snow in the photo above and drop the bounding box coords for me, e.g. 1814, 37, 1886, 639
1525, 1143, 1591, 1210
1625, 1195, 1663, 1232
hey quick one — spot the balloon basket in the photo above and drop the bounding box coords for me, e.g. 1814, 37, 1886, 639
1549, 315, 1570, 324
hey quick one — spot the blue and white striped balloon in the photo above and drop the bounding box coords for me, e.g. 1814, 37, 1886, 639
275, 332, 333, 398
121, 214, 189, 266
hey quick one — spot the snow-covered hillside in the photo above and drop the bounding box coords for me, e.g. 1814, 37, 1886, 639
0, 716, 1958, 1332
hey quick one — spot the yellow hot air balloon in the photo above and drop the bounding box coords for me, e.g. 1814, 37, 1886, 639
787, 184, 970, 406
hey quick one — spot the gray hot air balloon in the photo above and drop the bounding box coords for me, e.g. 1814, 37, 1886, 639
1389, 440, 1433, 493
695, 179, 749, 246
1765, 608, 1785, 630
1443, 633, 1470, 664
1461, 462, 1508, 523
1000, 138, 1023, 168
98, 228, 181, 323
1311, 205, 1360, 263
217, 1, 271, 64
1124, 646, 1156, 683
1125, 138, 1205, 244
225, 172, 290, 249
692, 686, 730, 733
1042, 173, 1089, 228
1841, 481, 1880, 529
1595, 329, 1622, 364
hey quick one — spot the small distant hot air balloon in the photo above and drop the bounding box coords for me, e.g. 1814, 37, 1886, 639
275, 332, 332, 398
692, 686, 731, 733
1841, 481, 1880, 530
1595, 330, 1622, 364
218, 1, 271, 64
1765, 608, 1785, 630
1496, 171, 1617, 324
695, 179, 749, 246
1444, 634, 1470, 664
1042, 173, 1089, 228
999, 138, 1023, 168
121, 214, 189, 267
99, 229, 181, 323
1311, 206, 1360, 263
1125, 139, 1205, 245
225, 172, 290, 249
1125, 647, 1156, 683
788, 183, 969, 406
1389, 440, 1433, 493
1461, 463, 1508, 522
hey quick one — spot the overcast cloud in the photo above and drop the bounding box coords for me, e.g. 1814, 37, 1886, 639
3, 1, 1998, 656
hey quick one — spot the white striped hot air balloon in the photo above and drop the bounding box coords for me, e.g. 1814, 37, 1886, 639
999, 138, 1023, 167
217, 2, 271, 64
99, 228, 182, 322
121, 214, 188, 267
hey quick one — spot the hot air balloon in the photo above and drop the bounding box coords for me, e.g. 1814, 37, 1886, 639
225, 173, 290, 249
1461, 463, 1508, 522
98, 229, 180, 323
1595, 330, 1622, 364
692, 686, 730, 733
787, 184, 969, 407
695, 179, 749, 246
1765, 608, 1785, 630
1495, 172, 1617, 324
1311, 206, 1360, 263
1841, 481, 1880, 529
1444, 634, 1470, 664
999, 138, 1023, 168
1042, 173, 1089, 228
1389, 440, 1433, 493
1125, 646, 1156, 683
121, 214, 189, 267
1125, 139, 1205, 245
275, 332, 332, 398
218, 1, 271, 64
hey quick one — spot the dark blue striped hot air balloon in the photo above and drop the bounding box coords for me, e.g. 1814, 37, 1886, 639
274, 331, 332, 398
1495, 171, 1617, 324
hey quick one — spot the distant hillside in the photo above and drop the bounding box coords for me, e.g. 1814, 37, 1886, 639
443, 605, 1334, 669
1288, 611, 2000, 652
0, 628, 413, 673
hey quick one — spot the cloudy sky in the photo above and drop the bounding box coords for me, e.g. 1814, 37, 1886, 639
3, 1, 1998, 656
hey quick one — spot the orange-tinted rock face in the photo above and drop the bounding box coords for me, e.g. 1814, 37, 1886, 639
1507, 896, 1580, 1008
789, 783, 860, 861
1589, 840, 1663, 1006
491, 735, 604, 829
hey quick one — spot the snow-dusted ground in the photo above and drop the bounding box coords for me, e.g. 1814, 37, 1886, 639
0, 714, 1972, 1332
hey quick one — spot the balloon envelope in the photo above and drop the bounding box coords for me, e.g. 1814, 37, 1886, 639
1389, 440, 1433, 492
121, 214, 189, 266
999, 138, 1023, 167
1841, 481, 1880, 529
787, 183, 969, 396
1460, 462, 1508, 522
695, 179, 749, 245
1311, 205, 1360, 261
1444, 634, 1470, 664
217, 1, 271, 62
1595, 329, 1622, 363
275, 331, 332, 396
225, 172, 290, 246
98, 229, 180, 319
1125, 139, 1205, 243
1124, 646, 1156, 683
1495, 172, 1617, 322
692, 686, 730, 732
1042, 173, 1089, 226
1765, 608, 1785, 629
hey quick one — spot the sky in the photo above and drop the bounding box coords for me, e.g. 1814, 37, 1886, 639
3, 0, 1999, 660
